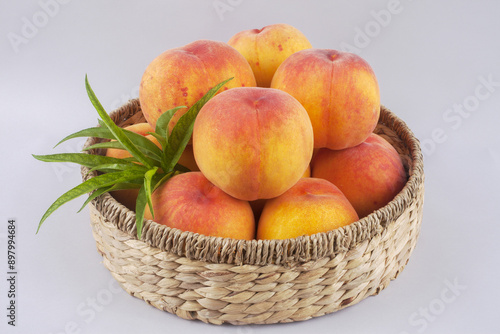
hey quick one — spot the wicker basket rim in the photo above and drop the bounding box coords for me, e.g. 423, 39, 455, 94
83, 101, 424, 266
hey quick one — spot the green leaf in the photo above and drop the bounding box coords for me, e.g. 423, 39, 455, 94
83, 138, 163, 162
54, 127, 115, 148
122, 129, 164, 160
97, 119, 107, 128
151, 170, 176, 192
143, 167, 158, 219
147, 132, 167, 152
56, 125, 163, 161
33, 153, 146, 171
85, 162, 147, 175
85, 75, 156, 169
82, 140, 126, 151
36, 170, 145, 233
134, 166, 172, 238
164, 77, 233, 171
36, 76, 232, 236
76, 182, 142, 213
77, 186, 113, 213
134, 185, 148, 239
155, 106, 187, 140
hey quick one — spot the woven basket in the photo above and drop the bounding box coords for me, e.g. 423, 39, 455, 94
82, 99, 424, 325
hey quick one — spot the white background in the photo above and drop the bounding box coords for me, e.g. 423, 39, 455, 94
1, 1, 499, 333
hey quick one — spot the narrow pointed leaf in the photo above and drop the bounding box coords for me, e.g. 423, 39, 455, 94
121, 129, 164, 159
77, 186, 113, 213
134, 185, 148, 239
97, 119, 107, 128
33, 153, 145, 170
155, 106, 187, 140
37, 170, 145, 233
151, 170, 176, 192
164, 77, 233, 171
77, 182, 142, 213
147, 132, 167, 151
143, 167, 158, 219
83, 139, 162, 162
85, 162, 147, 174
85, 75, 155, 169
55, 125, 162, 162
54, 127, 115, 148
82, 141, 127, 151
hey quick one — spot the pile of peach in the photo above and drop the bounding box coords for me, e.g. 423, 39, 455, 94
108, 24, 407, 240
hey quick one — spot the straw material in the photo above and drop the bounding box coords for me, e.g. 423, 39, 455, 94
82, 99, 424, 325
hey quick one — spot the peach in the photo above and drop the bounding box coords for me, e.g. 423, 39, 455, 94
312, 133, 407, 218
271, 49, 380, 150
139, 39, 256, 132
144, 172, 255, 240
193, 87, 314, 201
257, 178, 359, 240
250, 164, 310, 221
228, 23, 312, 87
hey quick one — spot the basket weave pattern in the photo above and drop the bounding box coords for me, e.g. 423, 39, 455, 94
83, 100, 424, 325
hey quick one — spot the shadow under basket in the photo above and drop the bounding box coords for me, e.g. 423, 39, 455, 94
82, 99, 425, 325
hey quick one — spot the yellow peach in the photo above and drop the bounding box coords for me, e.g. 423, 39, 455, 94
271, 49, 380, 150
193, 87, 313, 201
228, 23, 312, 87
257, 178, 359, 240
250, 164, 310, 221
